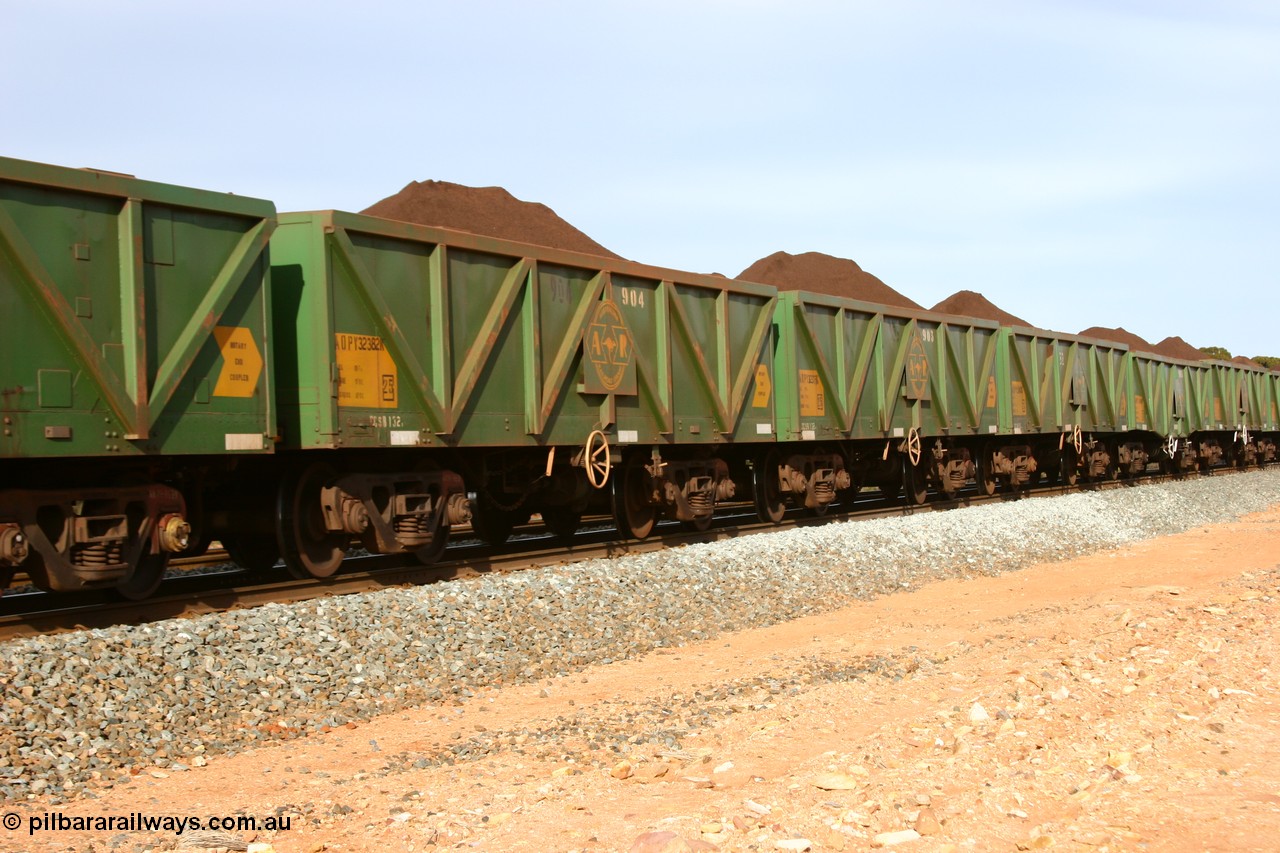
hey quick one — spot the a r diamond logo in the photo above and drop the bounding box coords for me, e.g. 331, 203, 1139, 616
584, 298, 636, 395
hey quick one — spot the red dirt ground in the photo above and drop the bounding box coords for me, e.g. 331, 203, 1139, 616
11, 505, 1280, 853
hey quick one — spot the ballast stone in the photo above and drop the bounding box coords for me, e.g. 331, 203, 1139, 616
2, 470, 1279, 802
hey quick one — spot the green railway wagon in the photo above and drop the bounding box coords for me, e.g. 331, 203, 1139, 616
997, 327, 1111, 487
770, 291, 1003, 507
0, 156, 276, 595
1264, 369, 1280, 464
1122, 351, 1200, 474
1216, 361, 1278, 466
266, 210, 778, 572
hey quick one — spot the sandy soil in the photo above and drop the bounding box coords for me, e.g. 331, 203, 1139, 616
9, 506, 1280, 853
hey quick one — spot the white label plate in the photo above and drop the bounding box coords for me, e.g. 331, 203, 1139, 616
225, 433, 262, 451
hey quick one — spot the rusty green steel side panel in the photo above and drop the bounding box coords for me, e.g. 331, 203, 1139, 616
1208, 362, 1269, 432
1124, 352, 1178, 437
1266, 370, 1280, 430
0, 156, 276, 459
1002, 328, 1079, 437
271, 211, 777, 451
1060, 336, 1126, 435
775, 291, 1001, 442
1192, 361, 1254, 432
997, 328, 1133, 439
1177, 361, 1216, 433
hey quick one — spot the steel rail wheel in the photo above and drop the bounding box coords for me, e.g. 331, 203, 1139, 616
976, 449, 998, 496
612, 456, 656, 540
114, 553, 168, 601
682, 512, 714, 532
278, 463, 348, 580
413, 518, 450, 565
808, 499, 831, 518
223, 533, 281, 572
540, 505, 582, 543
470, 497, 519, 546
905, 456, 929, 505
753, 450, 786, 524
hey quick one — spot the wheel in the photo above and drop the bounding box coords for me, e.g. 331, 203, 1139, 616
612, 456, 656, 540
175, 530, 213, 559
470, 497, 519, 546
878, 463, 903, 504
278, 463, 348, 580
540, 505, 582, 543
114, 553, 168, 601
222, 533, 281, 571
1060, 452, 1078, 486
753, 450, 786, 524
905, 457, 929, 505
976, 450, 997, 496
414, 521, 450, 565
682, 513, 714, 532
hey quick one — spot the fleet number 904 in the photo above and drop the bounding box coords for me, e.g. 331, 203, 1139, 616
619, 288, 646, 308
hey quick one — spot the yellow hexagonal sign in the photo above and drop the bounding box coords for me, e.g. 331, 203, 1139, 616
212, 326, 263, 398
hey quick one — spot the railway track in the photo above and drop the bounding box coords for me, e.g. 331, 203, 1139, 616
0, 466, 1240, 641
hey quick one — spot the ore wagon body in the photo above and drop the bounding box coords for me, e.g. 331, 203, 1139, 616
768, 290, 1003, 506
0, 156, 275, 595
262, 210, 779, 570
2, 153, 1277, 599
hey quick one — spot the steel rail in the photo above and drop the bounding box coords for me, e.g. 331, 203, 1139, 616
0, 464, 1246, 641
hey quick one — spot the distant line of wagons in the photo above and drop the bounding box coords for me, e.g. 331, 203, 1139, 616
2, 156, 1276, 598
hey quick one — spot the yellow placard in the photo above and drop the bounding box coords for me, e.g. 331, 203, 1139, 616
212, 326, 262, 398
798, 369, 825, 417
752, 363, 772, 408
335, 333, 398, 409
1011, 381, 1027, 417
986, 375, 997, 409
1134, 395, 1147, 424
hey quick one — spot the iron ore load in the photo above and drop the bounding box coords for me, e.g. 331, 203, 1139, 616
2, 155, 1278, 599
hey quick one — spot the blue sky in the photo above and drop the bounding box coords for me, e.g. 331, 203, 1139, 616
5, 1, 1277, 356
